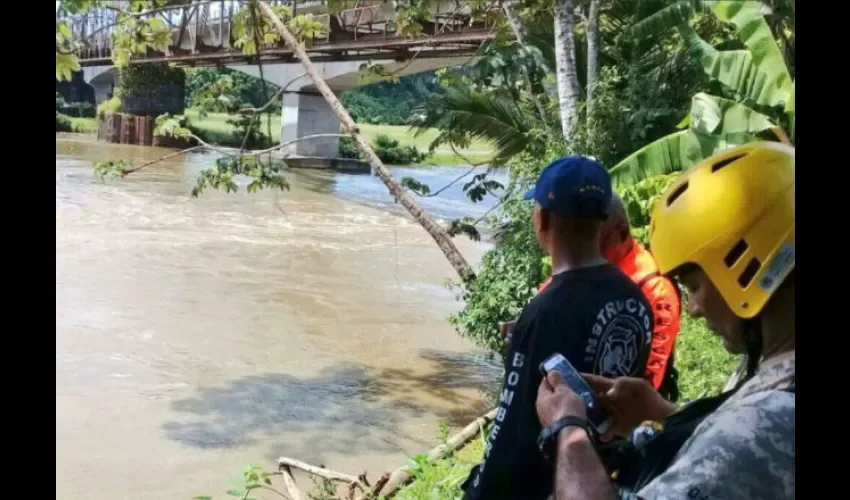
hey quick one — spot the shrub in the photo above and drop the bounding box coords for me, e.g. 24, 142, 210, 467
372, 134, 428, 165
338, 136, 361, 159
56, 112, 73, 132
97, 96, 122, 118
59, 101, 96, 118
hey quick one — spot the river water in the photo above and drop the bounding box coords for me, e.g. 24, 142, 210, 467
56, 135, 503, 500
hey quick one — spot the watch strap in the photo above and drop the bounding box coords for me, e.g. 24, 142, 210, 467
538, 416, 592, 460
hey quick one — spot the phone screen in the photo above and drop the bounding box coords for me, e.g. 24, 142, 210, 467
540, 353, 611, 435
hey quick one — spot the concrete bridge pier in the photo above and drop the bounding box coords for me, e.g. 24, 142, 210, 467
82, 65, 118, 104
280, 91, 343, 157
229, 61, 361, 158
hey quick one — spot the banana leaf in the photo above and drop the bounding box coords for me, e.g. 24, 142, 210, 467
689, 92, 776, 136
609, 129, 760, 186
705, 1, 793, 109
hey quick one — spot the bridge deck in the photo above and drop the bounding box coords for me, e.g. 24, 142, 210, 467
67, 1, 498, 67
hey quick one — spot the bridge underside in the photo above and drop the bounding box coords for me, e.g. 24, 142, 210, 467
71, 1, 492, 158
82, 55, 473, 158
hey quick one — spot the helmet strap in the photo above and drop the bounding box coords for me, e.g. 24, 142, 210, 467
741, 318, 764, 382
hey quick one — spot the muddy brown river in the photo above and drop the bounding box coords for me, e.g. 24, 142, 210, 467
56, 135, 502, 500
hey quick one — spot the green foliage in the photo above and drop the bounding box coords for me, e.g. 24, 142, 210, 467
395, 431, 487, 500
414, 87, 543, 166
185, 68, 282, 111
189, 75, 240, 118
675, 314, 739, 401
93, 159, 133, 179
118, 62, 186, 116
193, 464, 281, 500
372, 134, 428, 165
153, 113, 192, 138
96, 96, 122, 118
56, 112, 73, 132
338, 136, 361, 159
448, 192, 545, 352
57, 112, 98, 133
617, 173, 680, 245
55, 19, 80, 81
231, 3, 325, 55
225, 115, 273, 150
610, 0, 795, 184
341, 72, 444, 126
306, 475, 338, 500
192, 156, 289, 198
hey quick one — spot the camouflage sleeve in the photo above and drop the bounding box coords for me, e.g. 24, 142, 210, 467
637, 390, 795, 500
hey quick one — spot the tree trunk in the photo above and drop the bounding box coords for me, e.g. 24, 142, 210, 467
553, 0, 581, 142
257, 1, 476, 284
586, 0, 600, 105
503, 1, 554, 139
502, 1, 526, 43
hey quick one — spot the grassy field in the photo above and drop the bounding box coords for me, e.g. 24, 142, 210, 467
55, 109, 495, 165
56, 114, 98, 134
183, 109, 494, 165
183, 109, 493, 150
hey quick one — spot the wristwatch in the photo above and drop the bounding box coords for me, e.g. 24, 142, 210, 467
537, 416, 593, 460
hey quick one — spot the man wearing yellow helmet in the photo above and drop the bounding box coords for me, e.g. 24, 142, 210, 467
533, 142, 795, 500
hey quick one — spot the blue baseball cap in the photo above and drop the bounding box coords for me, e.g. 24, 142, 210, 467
523, 155, 613, 218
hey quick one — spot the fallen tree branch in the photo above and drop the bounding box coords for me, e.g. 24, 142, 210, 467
270, 409, 497, 500
280, 465, 303, 500
121, 145, 203, 175
276, 457, 367, 492
366, 408, 498, 499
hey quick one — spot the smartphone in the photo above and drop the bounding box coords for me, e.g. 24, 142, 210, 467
539, 353, 612, 435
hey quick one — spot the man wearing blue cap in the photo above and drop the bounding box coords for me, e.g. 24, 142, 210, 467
461, 156, 654, 500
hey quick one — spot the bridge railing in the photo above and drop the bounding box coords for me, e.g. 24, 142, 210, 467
61, 0, 496, 63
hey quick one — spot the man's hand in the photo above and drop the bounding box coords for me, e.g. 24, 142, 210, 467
583, 374, 678, 440
536, 371, 587, 427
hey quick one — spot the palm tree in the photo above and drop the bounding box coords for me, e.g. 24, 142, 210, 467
609, 1, 795, 185
410, 0, 714, 167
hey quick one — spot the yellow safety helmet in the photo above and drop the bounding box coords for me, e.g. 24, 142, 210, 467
649, 142, 795, 319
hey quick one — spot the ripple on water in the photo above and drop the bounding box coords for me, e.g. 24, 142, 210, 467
56, 141, 499, 500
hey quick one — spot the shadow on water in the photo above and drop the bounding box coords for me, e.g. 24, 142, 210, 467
162, 349, 501, 464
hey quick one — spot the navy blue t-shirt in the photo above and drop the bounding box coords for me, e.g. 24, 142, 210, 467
461, 263, 654, 500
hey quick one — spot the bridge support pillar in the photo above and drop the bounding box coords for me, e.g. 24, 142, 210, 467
281, 91, 341, 158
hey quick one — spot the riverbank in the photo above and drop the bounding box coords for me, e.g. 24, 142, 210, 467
58, 111, 493, 166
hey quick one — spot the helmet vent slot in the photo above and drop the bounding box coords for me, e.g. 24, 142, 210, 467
724, 240, 748, 267
666, 182, 688, 206
711, 154, 746, 173
738, 257, 761, 287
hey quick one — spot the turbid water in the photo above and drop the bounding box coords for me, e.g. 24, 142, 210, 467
56, 135, 503, 500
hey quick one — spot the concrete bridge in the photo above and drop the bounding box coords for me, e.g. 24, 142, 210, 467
65, 1, 497, 157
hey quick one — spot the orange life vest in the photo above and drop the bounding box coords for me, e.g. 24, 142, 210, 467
537, 243, 681, 390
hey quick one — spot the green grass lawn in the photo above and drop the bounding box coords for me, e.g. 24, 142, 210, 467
184, 109, 493, 150
184, 109, 494, 165
56, 109, 495, 165
56, 115, 98, 134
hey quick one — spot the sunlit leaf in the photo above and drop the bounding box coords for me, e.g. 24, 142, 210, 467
688, 92, 775, 136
